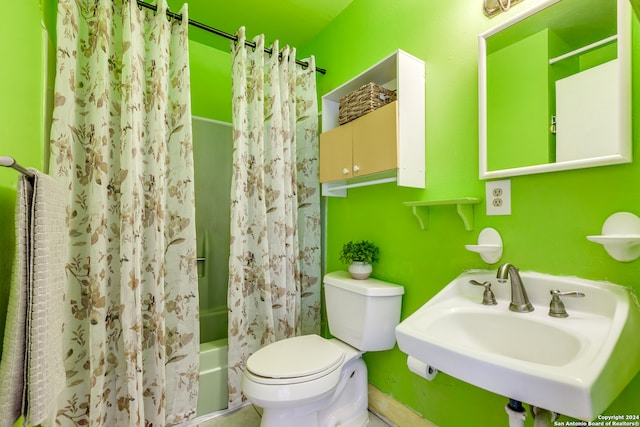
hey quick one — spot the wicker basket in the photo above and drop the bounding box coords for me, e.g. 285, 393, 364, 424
338, 82, 397, 125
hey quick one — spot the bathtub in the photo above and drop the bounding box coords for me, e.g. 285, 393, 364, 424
199, 306, 228, 344
197, 338, 228, 416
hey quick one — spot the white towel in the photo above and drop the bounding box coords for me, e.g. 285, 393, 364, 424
0, 177, 31, 427
0, 170, 67, 427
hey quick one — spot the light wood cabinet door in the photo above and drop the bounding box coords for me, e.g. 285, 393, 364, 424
320, 124, 353, 182
352, 102, 398, 177
319, 101, 398, 183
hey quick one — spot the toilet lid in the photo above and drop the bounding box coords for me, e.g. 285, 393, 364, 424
246, 334, 345, 379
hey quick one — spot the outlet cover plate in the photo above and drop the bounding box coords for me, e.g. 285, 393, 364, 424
486, 179, 511, 215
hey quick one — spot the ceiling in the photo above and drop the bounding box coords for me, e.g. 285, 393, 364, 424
164, 0, 355, 52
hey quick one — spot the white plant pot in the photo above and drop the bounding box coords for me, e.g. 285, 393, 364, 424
348, 261, 372, 280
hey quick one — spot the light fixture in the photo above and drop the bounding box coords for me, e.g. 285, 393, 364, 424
483, 0, 524, 17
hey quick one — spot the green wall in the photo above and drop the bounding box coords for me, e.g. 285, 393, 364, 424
301, 0, 640, 425
0, 1, 49, 358
189, 40, 232, 121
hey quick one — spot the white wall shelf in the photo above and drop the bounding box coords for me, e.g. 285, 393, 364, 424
587, 212, 640, 262
404, 198, 482, 231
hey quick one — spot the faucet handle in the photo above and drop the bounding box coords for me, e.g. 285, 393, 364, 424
548, 289, 585, 318
469, 280, 498, 305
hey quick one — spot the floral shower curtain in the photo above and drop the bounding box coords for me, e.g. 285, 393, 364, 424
227, 27, 321, 408
48, 0, 199, 425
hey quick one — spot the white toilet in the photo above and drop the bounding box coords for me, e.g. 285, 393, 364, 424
241, 271, 404, 427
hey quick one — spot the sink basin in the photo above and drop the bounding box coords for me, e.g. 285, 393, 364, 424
427, 310, 582, 366
395, 270, 640, 420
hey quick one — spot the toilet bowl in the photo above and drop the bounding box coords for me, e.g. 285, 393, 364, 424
242, 335, 368, 427
241, 271, 405, 427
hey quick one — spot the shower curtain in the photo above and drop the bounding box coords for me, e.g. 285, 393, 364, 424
227, 27, 321, 408
48, 0, 199, 425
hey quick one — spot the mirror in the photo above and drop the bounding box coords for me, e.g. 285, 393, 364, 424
479, 0, 632, 179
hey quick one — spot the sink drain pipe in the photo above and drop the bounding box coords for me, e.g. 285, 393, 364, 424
505, 399, 526, 427
505, 400, 559, 427
531, 406, 559, 427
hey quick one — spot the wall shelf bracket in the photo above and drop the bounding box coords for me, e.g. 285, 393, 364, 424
404, 198, 482, 231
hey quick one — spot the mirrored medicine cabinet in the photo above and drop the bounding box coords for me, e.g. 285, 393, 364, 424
478, 0, 632, 179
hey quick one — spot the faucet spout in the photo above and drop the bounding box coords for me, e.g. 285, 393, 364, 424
496, 263, 534, 313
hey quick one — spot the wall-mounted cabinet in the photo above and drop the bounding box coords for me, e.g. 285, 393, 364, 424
320, 50, 425, 197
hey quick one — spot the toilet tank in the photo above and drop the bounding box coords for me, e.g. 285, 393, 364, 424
324, 271, 404, 351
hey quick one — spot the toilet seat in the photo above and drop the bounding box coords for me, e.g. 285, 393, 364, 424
246, 335, 346, 385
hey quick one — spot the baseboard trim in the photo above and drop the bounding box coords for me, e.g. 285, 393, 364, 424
368, 384, 437, 427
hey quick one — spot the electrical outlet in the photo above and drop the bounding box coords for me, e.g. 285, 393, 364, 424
486, 179, 511, 215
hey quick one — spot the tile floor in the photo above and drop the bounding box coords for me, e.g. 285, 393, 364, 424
192, 404, 392, 427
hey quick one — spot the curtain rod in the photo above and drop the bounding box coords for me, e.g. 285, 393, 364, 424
0, 156, 35, 178
136, 1, 326, 75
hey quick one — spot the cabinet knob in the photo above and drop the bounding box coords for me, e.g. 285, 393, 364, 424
353, 165, 360, 173
342, 168, 350, 175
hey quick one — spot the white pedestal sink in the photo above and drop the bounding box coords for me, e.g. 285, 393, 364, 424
395, 270, 640, 420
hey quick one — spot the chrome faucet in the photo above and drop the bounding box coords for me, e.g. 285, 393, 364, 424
496, 263, 534, 313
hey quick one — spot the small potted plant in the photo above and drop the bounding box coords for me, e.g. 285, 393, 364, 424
339, 240, 380, 280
